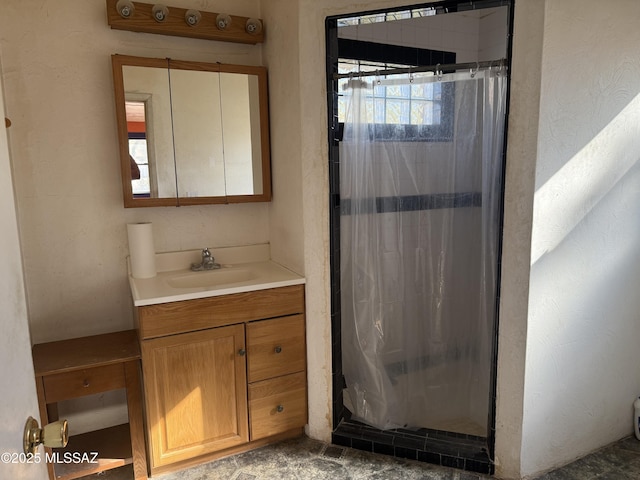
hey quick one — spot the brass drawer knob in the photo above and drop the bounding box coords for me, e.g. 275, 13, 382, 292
274, 346, 282, 354
276, 405, 284, 413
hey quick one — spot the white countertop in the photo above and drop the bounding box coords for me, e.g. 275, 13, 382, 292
128, 244, 305, 306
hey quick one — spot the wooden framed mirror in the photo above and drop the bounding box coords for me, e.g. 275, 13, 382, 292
112, 55, 271, 207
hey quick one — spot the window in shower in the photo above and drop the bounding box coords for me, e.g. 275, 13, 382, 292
338, 62, 445, 126
327, 0, 513, 475
336, 39, 456, 141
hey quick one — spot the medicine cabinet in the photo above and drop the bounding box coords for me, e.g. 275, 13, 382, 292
112, 55, 271, 207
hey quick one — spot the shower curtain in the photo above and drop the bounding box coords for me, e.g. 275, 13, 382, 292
340, 67, 506, 435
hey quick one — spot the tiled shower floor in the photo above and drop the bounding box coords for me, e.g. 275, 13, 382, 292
85, 434, 640, 479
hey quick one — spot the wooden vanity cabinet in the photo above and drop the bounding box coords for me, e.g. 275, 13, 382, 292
135, 285, 306, 474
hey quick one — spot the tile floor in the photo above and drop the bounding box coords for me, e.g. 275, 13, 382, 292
533, 436, 640, 480
86, 435, 640, 480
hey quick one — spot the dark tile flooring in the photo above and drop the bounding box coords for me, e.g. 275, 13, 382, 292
85, 435, 640, 479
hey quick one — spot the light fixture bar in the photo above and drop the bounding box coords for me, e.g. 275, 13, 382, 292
105, 0, 264, 44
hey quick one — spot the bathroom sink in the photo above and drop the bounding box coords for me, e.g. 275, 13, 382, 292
166, 268, 254, 289
128, 245, 305, 306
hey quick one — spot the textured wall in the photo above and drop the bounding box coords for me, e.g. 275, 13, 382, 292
494, 0, 545, 476
262, 0, 304, 275
520, 0, 640, 476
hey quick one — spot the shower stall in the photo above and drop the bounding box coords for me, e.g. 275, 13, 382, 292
327, 0, 512, 474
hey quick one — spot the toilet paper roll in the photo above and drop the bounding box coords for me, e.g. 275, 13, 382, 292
127, 222, 156, 279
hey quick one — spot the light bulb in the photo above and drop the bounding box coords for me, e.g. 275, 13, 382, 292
116, 0, 135, 18
152, 4, 168, 22
185, 9, 201, 26
216, 13, 231, 30
245, 18, 263, 35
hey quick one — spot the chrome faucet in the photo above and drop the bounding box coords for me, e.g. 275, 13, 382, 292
190, 248, 221, 271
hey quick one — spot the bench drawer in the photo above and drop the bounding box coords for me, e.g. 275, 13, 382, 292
42, 363, 126, 402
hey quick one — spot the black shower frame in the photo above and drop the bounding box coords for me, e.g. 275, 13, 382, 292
326, 0, 514, 475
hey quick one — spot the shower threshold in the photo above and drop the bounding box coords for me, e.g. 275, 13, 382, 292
332, 419, 493, 475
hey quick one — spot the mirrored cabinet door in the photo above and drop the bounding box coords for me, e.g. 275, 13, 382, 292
170, 68, 226, 199
118, 58, 178, 204
220, 72, 264, 196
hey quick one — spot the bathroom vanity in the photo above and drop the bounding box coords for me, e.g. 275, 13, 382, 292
128, 245, 306, 475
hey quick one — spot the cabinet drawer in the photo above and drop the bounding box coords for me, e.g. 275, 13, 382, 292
137, 285, 305, 339
248, 372, 307, 440
42, 363, 126, 403
247, 315, 305, 383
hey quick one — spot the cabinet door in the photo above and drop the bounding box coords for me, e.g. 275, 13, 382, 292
142, 324, 248, 468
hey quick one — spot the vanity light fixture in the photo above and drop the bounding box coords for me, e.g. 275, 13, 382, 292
184, 9, 201, 26
216, 13, 231, 30
151, 4, 169, 22
245, 18, 263, 35
116, 0, 135, 18
106, 0, 264, 44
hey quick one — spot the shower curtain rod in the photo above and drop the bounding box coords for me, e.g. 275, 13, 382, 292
333, 58, 506, 80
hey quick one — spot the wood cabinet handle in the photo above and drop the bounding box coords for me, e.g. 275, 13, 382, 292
274, 346, 282, 354
238, 348, 246, 356
276, 404, 284, 413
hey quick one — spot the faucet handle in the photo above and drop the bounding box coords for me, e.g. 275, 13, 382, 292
202, 247, 212, 257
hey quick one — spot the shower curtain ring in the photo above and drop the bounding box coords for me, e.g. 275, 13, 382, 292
345, 71, 354, 91
409, 67, 414, 83
470, 62, 479, 78
375, 69, 381, 85
435, 64, 442, 80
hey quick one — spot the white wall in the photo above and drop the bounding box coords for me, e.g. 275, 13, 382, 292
478, 7, 509, 61
494, 0, 545, 476
261, 0, 305, 277
520, 0, 640, 476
